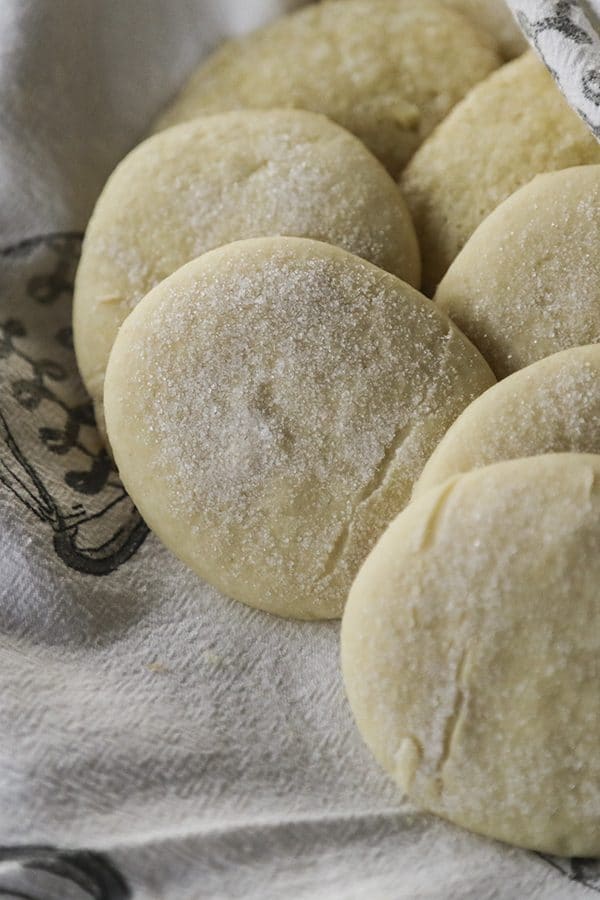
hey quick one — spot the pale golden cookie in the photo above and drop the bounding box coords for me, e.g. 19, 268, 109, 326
342, 453, 600, 856
401, 53, 600, 294
414, 345, 600, 497
104, 238, 494, 620
435, 166, 600, 377
440, 0, 527, 59
322, 0, 527, 59
74, 110, 420, 438
154, 0, 500, 176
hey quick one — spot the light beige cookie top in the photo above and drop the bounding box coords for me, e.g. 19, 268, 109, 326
414, 345, 600, 497
440, 0, 527, 59
401, 52, 600, 294
153, 0, 500, 176
435, 165, 600, 378
104, 237, 494, 621
73, 109, 420, 438
322, 0, 526, 59
342, 453, 600, 856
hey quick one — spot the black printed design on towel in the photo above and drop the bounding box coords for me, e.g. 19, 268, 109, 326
516, 0, 600, 139
541, 854, 600, 893
0, 845, 130, 899
582, 67, 600, 103
517, 0, 592, 45
0, 232, 148, 575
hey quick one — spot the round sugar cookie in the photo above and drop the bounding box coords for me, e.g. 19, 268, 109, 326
153, 0, 500, 176
104, 237, 495, 620
73, 109, 420, 438
435, 165, 600, 378
440, 0, 527, 59
414, 345, 600, 497
342, 453, 600, 856
401, 52, 600, 294
325, 0, 526, 59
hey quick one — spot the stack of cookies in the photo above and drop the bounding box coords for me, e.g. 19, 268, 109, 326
73, 0, 600, 858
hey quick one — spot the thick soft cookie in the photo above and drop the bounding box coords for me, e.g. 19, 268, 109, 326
74, 109, 420, 438
153, 0, 500, 176
342, 453, 600, 856
401, 53, 600, 294
440, 0, 527, 59
414, 345, 600, 497
104, 237, 494, 620
435, 165, 600, 377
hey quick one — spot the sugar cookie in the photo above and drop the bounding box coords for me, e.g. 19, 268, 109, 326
401, 53, 600, 293
74, 110, 420, 437
153, 0, 500, 176
414, 345, 600, 497
104, 237, 494, 620
441, 0, 527, 59
342, 453, 600, 856
435, 165, 600, 377
325, 0, 527, 60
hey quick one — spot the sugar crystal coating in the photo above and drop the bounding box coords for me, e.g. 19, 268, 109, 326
402, 54, 600, 294
414, 344, 600, 496
74, 109, 420, 439
153, 0, 500, 176
104, 237, 494, 620
435, 165, 600, 377
342, 454, 600, 856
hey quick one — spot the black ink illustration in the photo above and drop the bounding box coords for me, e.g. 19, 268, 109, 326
517, 0, 600, 138
518, 0, 592, 45
0, 232, 147, 575
0, 844, 130, 899
541, 853, 600, 893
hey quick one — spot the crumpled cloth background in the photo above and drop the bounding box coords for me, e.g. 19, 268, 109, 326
0, 1, 599, 898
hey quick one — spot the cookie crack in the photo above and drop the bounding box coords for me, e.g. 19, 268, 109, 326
316, 421, 415, 582
414, 478, 458, 552
317, 323, 460, 583
438, 645, 470, 782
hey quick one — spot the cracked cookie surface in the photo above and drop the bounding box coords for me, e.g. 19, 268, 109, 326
103, 237, 494, 619
342, 453, 600, 854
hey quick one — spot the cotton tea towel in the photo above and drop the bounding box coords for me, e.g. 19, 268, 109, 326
0, 1, 599, 898
507, 0, 600, 137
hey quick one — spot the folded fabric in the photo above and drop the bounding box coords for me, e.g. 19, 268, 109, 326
0, 1, 598, 897
508, 0, 600, 137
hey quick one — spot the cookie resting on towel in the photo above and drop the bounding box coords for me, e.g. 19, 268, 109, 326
342, 453, 600, 856
103, 237, 494, 619
74, 109, 420, 440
